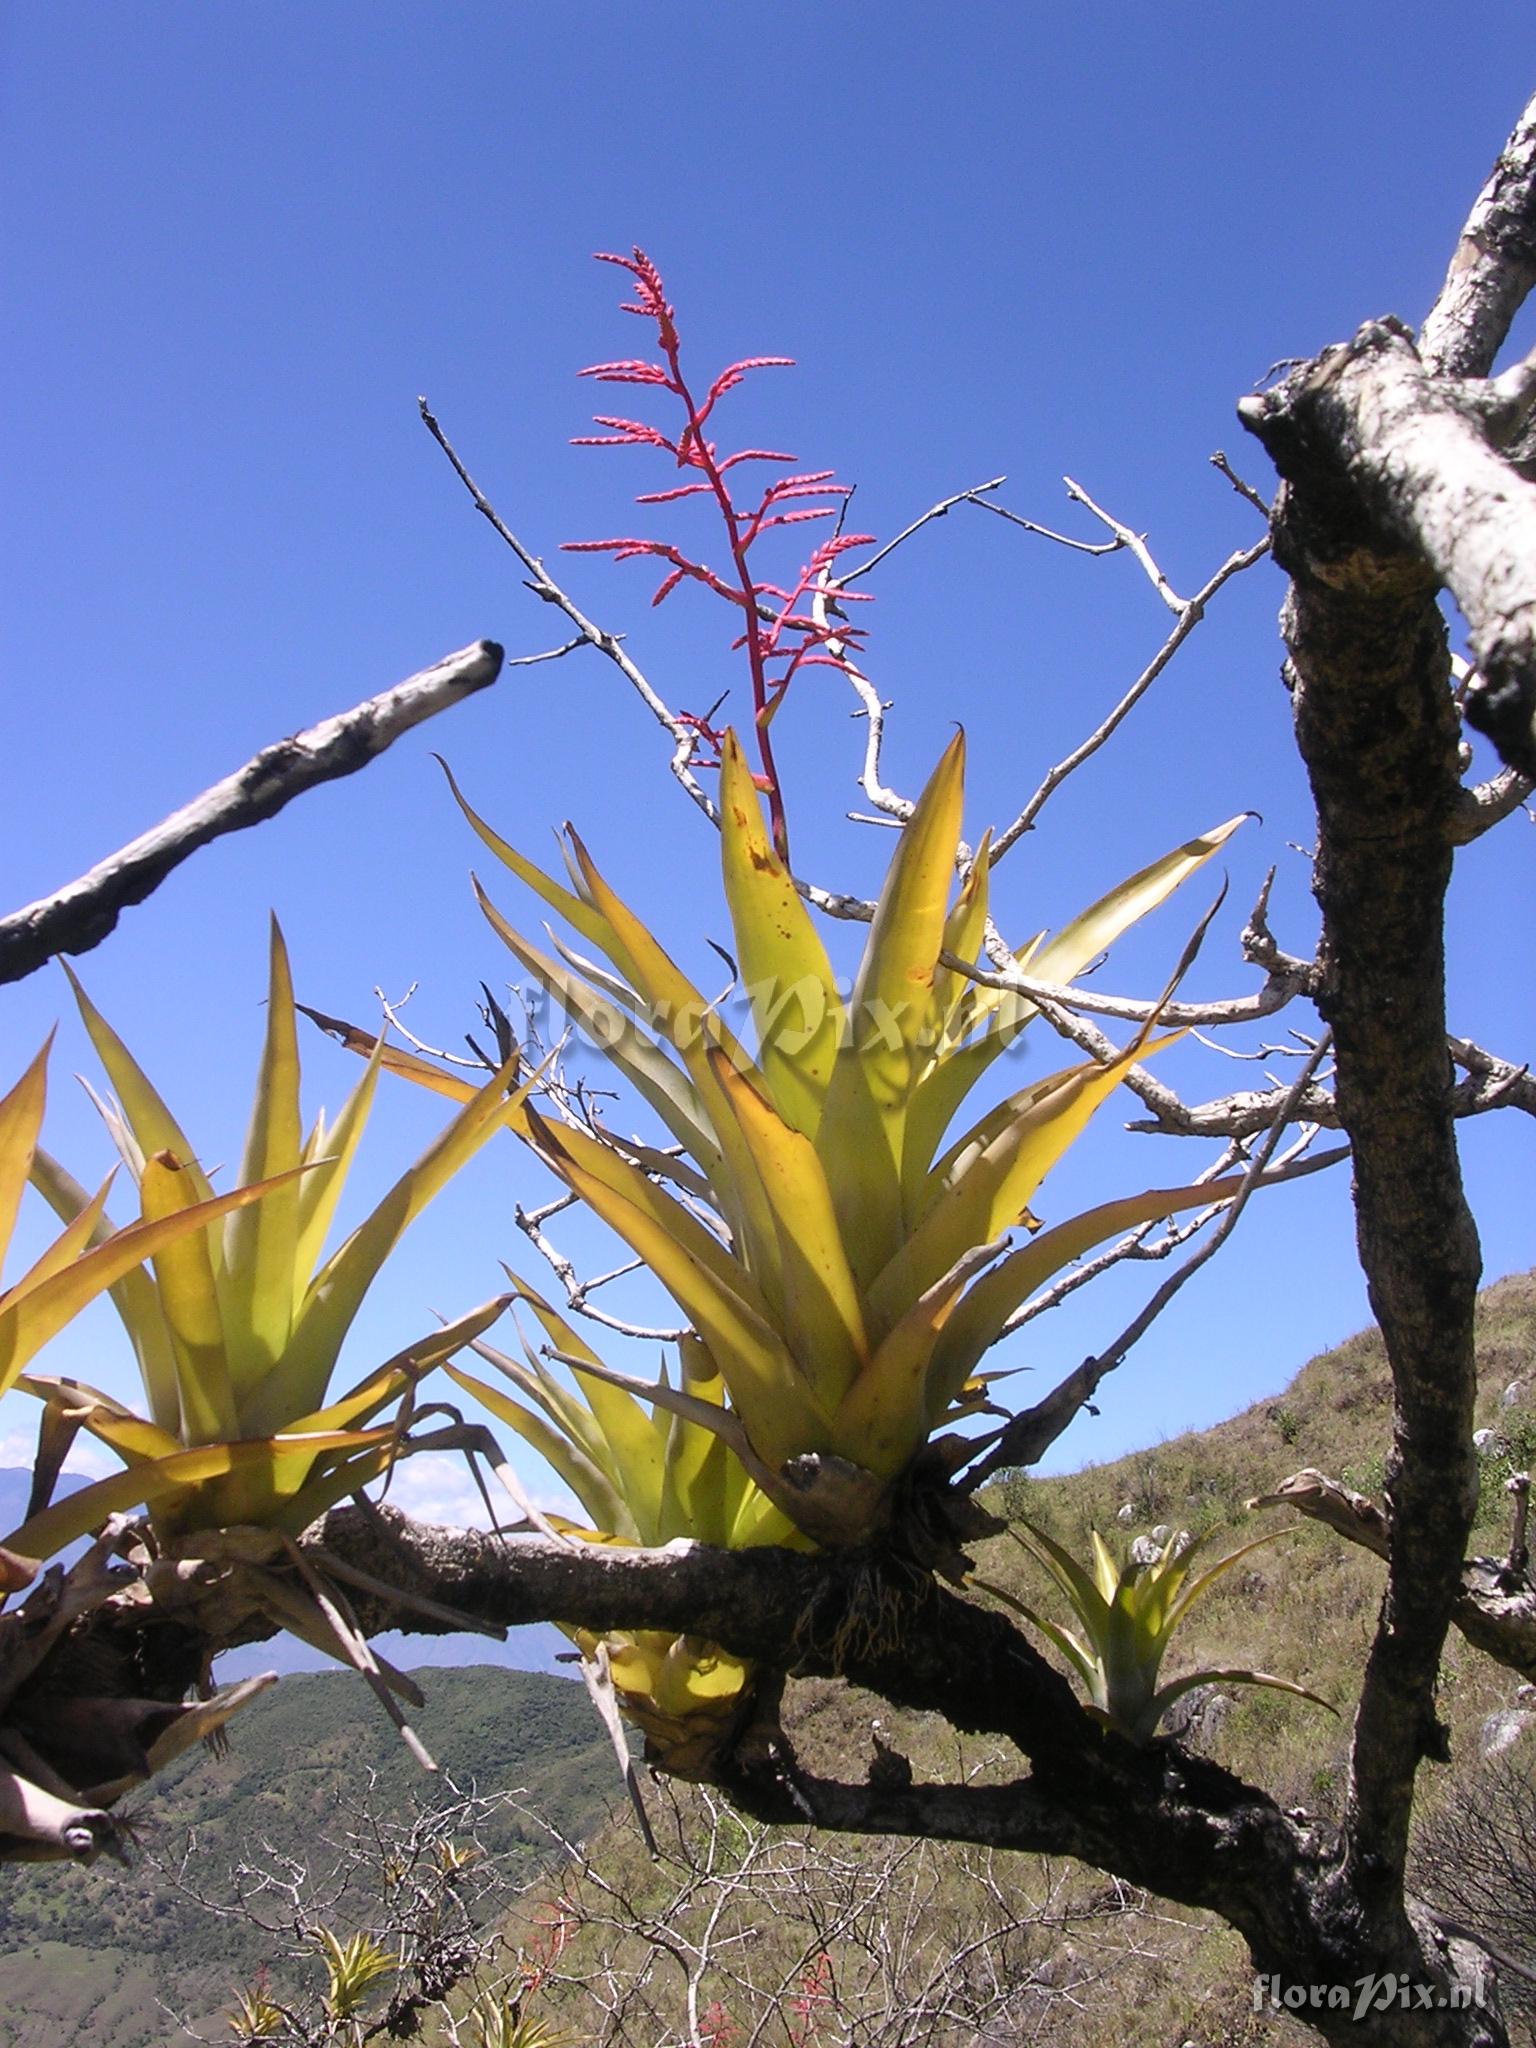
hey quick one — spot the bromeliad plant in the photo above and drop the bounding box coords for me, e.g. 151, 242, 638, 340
5, 918, 531, 1568
446, 728, 1248, 1554
446, 1281, 798, 1773
0, 1042, 291, 1433
977, 1520, 1334, 1746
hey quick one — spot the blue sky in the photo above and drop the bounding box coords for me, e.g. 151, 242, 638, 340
2, 7, 1533, 1650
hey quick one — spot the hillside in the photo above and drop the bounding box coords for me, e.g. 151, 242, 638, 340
0, 1665, 620, 2048
528, 1269, 1536, 2047
3, 1274, 1535, 2045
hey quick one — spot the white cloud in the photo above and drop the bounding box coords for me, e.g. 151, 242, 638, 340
0, 1425, 116, 1479
379, 1450, 580, 1531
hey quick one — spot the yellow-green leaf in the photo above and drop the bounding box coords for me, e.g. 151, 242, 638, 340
223, 919, 304, 1386
439, 757, 622, 960
474, 881, 720, 1173
817, 733, 967, 1285
293, 1031, 387, 1285
0, 1042, 50, 1268
28, 1147, 182, 1436
139, 1150, 240, 1445
707, 1050, 868, 1406
3, 1427, 396, 1561
0, 1170, 301, 1402
925, 1173, 1246, 1412
507, 1283, 669, 1541
63, 964, 219, 1214
1027, 816, 1248, 990
527, 1117, 819, 1470
272, 1046, 532, 1432
875, 1037, 1175, 1326
444, 1361, 629, 1536
292, 1294, 513, 1435
717, 730, 841, 1134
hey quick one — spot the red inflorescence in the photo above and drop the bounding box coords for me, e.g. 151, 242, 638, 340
562, 248, 877, 863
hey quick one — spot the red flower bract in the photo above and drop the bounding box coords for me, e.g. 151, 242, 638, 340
564, 248, 875, 865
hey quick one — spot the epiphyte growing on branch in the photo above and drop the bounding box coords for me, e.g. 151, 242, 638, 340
448, 1280, 799, 1774
445, 732, 1250, 1552
4, 921, 531, 1688
976, 1519, 1334, 1745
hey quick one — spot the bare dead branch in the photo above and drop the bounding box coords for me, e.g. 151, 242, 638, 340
1124, 1033, 1534, 1138
1419, 89, 1536, 378
1240, 320, 1536, 777
1250, 1470, 1536, 1689
966, 493, 1124, 556
0, 639, 508, 986
1210, 448, 1273, 517
990, 527, 1271, 860
943, 948, 1311, 1032
1449, 763, 1535, 843
1449, 1037, 1536, 1119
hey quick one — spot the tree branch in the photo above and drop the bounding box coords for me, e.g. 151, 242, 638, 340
1242, 331, 1486, 1939
247, 1507, 1491, 2045
1252, 1470, 1536, 1688
0, 638, 508, 985
1238, 319, 1536, 777
1418, 89, 1536, 378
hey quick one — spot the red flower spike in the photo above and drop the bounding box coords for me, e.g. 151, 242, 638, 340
755, 508, 838, 530
566, 247, 879, 861
560, 538, 661, 555
705, 357, 795, 404
586, 415, 677, 443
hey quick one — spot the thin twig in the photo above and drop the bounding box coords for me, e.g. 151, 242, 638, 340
419, 397, 719, 823
1208, 450, 1272, 518
991, 526, 1271, 860
515, 1199, 688, 1344
998, 1129, 1326, 1338
963, 1031, 1335, 1485
833, 477, 1008, 589
941, 948, 1310, 1031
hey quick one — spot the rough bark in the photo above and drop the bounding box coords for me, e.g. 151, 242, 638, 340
0, 638, 505, 984
1255, 1470, 1536, 1685
93, 1506, 1486, 2047
1239, 362, 1482, 1978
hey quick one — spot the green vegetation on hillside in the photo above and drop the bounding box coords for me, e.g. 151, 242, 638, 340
0, 1666, 618, 2048
5, 1276, 1535, 2047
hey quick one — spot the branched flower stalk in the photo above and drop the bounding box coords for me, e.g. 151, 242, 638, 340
564, 248, 874, 862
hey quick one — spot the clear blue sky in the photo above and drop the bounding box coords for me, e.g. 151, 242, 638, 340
2, 8, 1532, 1613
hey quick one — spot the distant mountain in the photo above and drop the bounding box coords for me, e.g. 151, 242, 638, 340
0, 1664, 619, 2048
0, 1465, 88, 1538
11, 1278, 1536, 2048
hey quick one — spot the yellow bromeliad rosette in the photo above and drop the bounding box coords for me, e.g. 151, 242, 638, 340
442, 730, 1249, 1553
448, 1280, 798, 1774
6, 919, 533, 1568
0, 1041, 296, 1514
